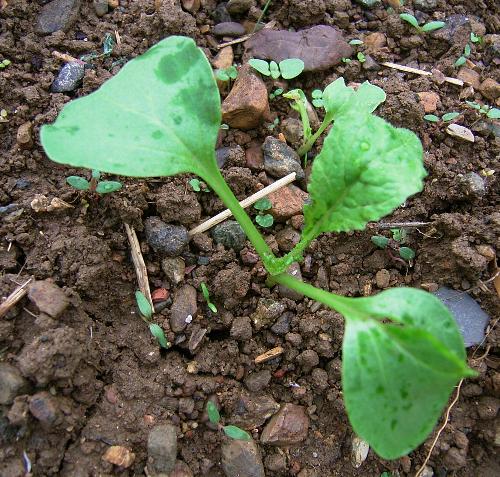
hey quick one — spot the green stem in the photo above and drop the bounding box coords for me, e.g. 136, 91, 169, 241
297, 114, 333, 157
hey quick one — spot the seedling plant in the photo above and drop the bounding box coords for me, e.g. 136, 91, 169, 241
66, 169, 122, 194
41, 37, 474, 460
189, 178, 210, 192
200, 282, 217, 313
465, 101, 500, 119
135, 290, 170, 349
214, 65, 238, 82
454, 43, 472, 67
253, 198, 274, 228
206, 401, 251, 441
399, 13, 445, 33
249, 58, 304, 79
269, 87, 284, 100
423, 112, 460, 123
0, 59, 11, 69
371, 230, 416, 264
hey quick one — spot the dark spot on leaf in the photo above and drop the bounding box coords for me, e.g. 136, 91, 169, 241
173, 115, 182, 125
152, 130, 163, 140
376, 385, 384, 395
391, 419, 397, 430
400, 388, 408, 399
61, 125, 80, 135
155, 42, 198, 85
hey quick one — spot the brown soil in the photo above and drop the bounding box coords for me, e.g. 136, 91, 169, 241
1, 1, 499, 476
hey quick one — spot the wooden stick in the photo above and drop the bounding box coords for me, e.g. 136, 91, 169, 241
381, 62, 464, 87
255, 346, 284, 364
216, 20, 277, 49
368, 221, 431, 229
189, 172, 297, 236
124, 224, 154, 312
52, 51, 84, 64
0, 277, 33, 319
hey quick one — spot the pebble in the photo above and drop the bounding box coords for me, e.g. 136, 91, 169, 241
265, 453, 287, 473
36, 0, 81, 34
213, 22, 246, 37
446, 124, 475, 142
147, 424, 178, 474
271, 312, 292, 336
263, 136, 304, 180
188, 326, 207, 354
434, 287, 490, 347
170, 285, 197, 333
227, 0, 254, 15
417, 92, 440, 113
460, 172, 486, 198
16, 122, 33, 149
51, 62, 85, 93
103, 445, 136, 468
364, 32, 386, 51
221, 439, 265, 477
222, 65, 269, 130
268, 185, 309, 221
414, 0, 438, 11
0, 363, 29, 405
245, 25, 352, 72
170, 460, 194, 477
145, 217, 189, 256
296, 349, 319, 371
28, 392, 58, 427
244, 370, 272, 392
362, 55, 380, 71
457, 67, 481, 90
161, 257, 185, 285
431, 15, 471, 44
232, 394, 280, 429
281, 118, 304, 146
260, 403, 309, 445
245, 144, 264, 170
216, 145, 246, 169
351, 436, 370, 468
214, 2, 232, 24
93, 0, 108, 16
251, 299, 286, 330
181, 0, 200, 13
212, 220, 246, 251
213, 46, 234, 70
28, 279, 69, 318
478, 78, 500, 101
375, 269, 391, 289
355, 0, 381, 7
277, 263, 304, 301
231, 316, 253, 341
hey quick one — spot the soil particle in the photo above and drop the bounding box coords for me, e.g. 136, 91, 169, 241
28, 279, 69, 318
457, 67, 481, 89
277, 262, 304, 300
310, 367, 329, 392
221, 438, 265, 477
212, 220, 247, 251
230, 316, 253, 341
158, 0, 197, 36
102, 445, 136, 468
460, 172, 486, 198
244, 369, 272, 392
162, 257, 186, 286
296, 349, 320, 372
28, 391, 59, 427
263, 136, 305, 180
16, 121, 33, 149
268, 185, 309, 222
414, 0, 438, 11
170, 460, 194, 477
51, 62, 86, 93
375, 269, 391, 289
476, 396, 499, 420
478, 78, 500, 101
351, 436, 370, 468
417, 91, 440, 113
170, 284, 197, 333
213, 21, 246, 37
214, 2, 232, 23
36, 0, 81, 34
93, 0, 108, 17
443, 446, 467, 470
245, 143, 264, 170
145, 217, 189, 256
260, 403, 309, 445
231, 394, 280, 430
270, 312, 292, 336
251, 298, 286, 330
216, 146, 246, 169
0, 363, 29, 405
213, 264, 251, 308
156, 183, 201, 226
281, 118, 304, 147
226, 0, 254, 15
147, 424, 178, 474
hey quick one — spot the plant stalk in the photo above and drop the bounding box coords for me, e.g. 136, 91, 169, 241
297, 114, 332, 156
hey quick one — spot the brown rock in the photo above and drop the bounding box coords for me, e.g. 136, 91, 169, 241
222, 439, 265, 477
245, 144, 264, 169
103, 445, 135, 468
170, 284, 197, 333
29, 392, 59, 427
364, 32, 386, 51
16, 122, 33, 148
417, 92, 440, 113
268, 185, 308, 221
28, 279, 69, 319
261, 403, 309, 445
478, 78, 500, 101
181, 0, 200, 13
457, 67, 481, 90
170, 461, 194, 477
213, 46, 234, 70
245, 25, 352, 72
222, 65, 269, 129
375, 269, 391, 289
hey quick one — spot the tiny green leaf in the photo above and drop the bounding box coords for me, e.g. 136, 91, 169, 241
454, 56, 467, 67
422, 21, 446, 32
312, 99, 324, 108
149, 323, 170, 349
223, 425, 251, 441
465, 100, 481, 110
256, 214, 274, 228
357, 52, 366, 63
464, 43, 471, 57
91, 169, 101, 180
249, 58, 271, 76
391, 228, 407, 243
399, 13, 419, 29
486, 108, 500, 119
278, 58, 304, 79
470, 32, 481, 43
254, 197, 272, 211
201, 282, 210, 302
206, 400, 220, 425
66, 176, 90, 190
311, 89, 323, 99
269, 61, 280, 79
227, 65, 238, 80
208, 302, 218, 313
423, 114, 440, 122
136, 290, 152, 320
215, 69, 230, 81
95, 180, 122, 194
189, 178, 202, 192
441, 112, 460, 122
371, 235, 389, 249
399, 246, 415, 261
342, 57, 351, 63
349, 39, 364, 45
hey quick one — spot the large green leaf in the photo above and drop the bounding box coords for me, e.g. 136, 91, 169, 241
40, 36, 221, 179
303, 113, 425, 238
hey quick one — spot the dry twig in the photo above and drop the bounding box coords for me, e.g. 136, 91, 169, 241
381, 62, 464, 87
0, 277, 33, 319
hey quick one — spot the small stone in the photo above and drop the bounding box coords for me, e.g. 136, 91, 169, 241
263, 136, 304, 180
355, 0, 381, 7
216, 145, 246, 169
232, 394, 280, 429
478, 78, 500, 101
29, 392, 58, 427
364, 32, 386, 51
0, 363, 29, 405
231, 316, 253, 341
170, 460, 194, 477
188, 326, 207, 354
268, 185, 309, 222
245, 145, 264, 169
414, 0, 438, 11
36, 0, 81, 34
213, 46, 234, 70
251, 299, 286, 330
93, 0, 108, 16
281, 118, 304, 146
460, 172, 486, 198
275, 227, 300, 252
214, 2, 232, 23
419, 466, 434, 477
103, 445, 135, 468
227, 0, 254, 15
476, 245, 496, 260
221, 438, 265, 477
28, 279, 69, 318
162, 257, 185, 285
261, 403, 309, 445
417, 92, 440, 113
270, 313, 292, 336
16, 122, 33, 149
145, 217, 189, 256
222, 65, 269, 130
265, 453, 287, 473
147, 424, 177, 474
170, 285, 197, 333
277, 263, 304, 301
213, 22, 246, 37
51, 62, 85, 93
212, 220, 246, 251
351, 436, 370, 468
375, 269, 390, 289
476, 396, 499, 420
245, 370, 272, 392
457, 68, 481, 90
181, 0, 200, 13
296, 350, 319, 371
430, 14, 471, 45
446, 124, 475, 142
362, 55, 380, 71
434, 287, 490, 347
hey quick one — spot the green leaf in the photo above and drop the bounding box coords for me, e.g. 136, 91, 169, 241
136, 290, 153, 320
399, 13, 419, 29
465, 100, 481, 110
248, 58, 271, 76
357, 52, 366, 63
189, 178, 201, 192
342, 288, 473, 459
391, 228, 406, 243
226, 65, 238, 80
256, 214, 274, 228
206, 400, 220, 425
422, 21, 446, 32
201, 282, 210, 302
91, 169, 101, 180
454, 56, 467, 67
66, 176, 90, 190
149, 323, 170, 349
464, 43, 471, 57
470, 32, 481, 43
41, 37, 221, 180
215, 69, 230, 81
487, 108, 500, 119
312, 99, 324, 108
254, 197, 272, 211
223, 425, 251, 441
208, 302, 218, 313
371, 235, 389, 249
399, 246, 415, 261
423, 114, 440, 122
269, 61, 280, 79
95, 180, 122, 194
278, 58, 304, 79
303, 113, 425, 239
441, 112, 459, 122
311, 89, 323, 99
349, 39, 364, 45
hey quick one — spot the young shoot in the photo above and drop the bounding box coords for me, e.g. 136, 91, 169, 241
249, 58, 304, 80
371, 232, 416, 264
253, 197, 274, 228
465, 101, 500, 119
399, 13, 445, 33
66, 169, 122, 194
269, 88, 284, 100
454, 43, 472, 67
206, 401, 251, 441
215, 65, 238, 82
200, 282, 217, 313
41, 37, 474, 460
0, 59, 11, 69
189, 178, 210, 192
135, 290, 170, 349
424, 112, 460, 123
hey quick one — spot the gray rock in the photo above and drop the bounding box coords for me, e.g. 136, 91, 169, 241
260, 403, 309, 445
221, 439, 265, 477
245, 25, 352, 72
145, 217, 189, 256
93, 0, 108, 16
188, 326, 207, 354
244, 370, 272, 393
170, 461, 194, 477
281, 118, 304, 146
161, 257, 185, 285
214, 2, 232, 24
270, 312, 292, 336
216, 146, 246, 169
29, 392, 58, 427
28, 280, 69, 318
460, 172, 486, 198
263, 136, 304, 180
227, 0, 254, 15
296, 349, 319, 371
275, 227, 300, 252
232, 394, 280, 430
277, 263, 304, 300
354, 0, 382, 7
251, 299, 286, 330
414, 0, 438, 11
434, 287, 490, 347
147, 424, 178, 475
51, 62, 85, 93
212, 220, 246, 251
362, 54, 380, 71
37, 0, 81, 34
231, 316, 253, 341
0, 363, 29, 405
170, 285, 197, 333
214, 22, 246, 38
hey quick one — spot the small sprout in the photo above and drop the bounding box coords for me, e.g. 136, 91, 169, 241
441, 112, 460, 122
487, 108, 500, 119
466, 100, 481, 111
424, 114, 440, 123
95, 181, 122, 193
341, 57, 352, 63
136, 290, 152, 320
424, 112, 459, 123
267, 117, 279, 131
399, 247, 416, 261
67, 176, 91, 190
454, 56, 467, 67
399, 13, 419, 29
189, 178, 201, 191
66, 169, 122, 194
391, 228, 407, 243
349, 39, 364, 45
255, 214, 274, 227
0, 59, 11, 68
400, 14, 445, 33
421, 21, 446, 33
465, 101, 500, 119
269, 87, 284, 100
249, 58, 304, 80
201, 282, 217, 313
470, 32, 482, 44
311, 89, 324, 108
215, 65, 238, 82
206, 401, 221, 425
464, 44, 471, 57
357, 52, 366, 63
220, 123, 230, 130
223, 425, 251, 441
254, 198, 274, 228
149, 323, 170, 349
254, 197, 272, 211
371, 235, 389, 249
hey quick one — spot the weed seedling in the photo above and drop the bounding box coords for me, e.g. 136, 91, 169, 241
465, 101, 500, 119
470, 32, 482, 44
371, 232, 416, 264
0, 59, 11, 69
66, 169, 122, 194
189, 178, 210, 192
266, 117, 279, 131
253, 198, 274, 228
200, 282, 217, 313
399, 13, 445, 33
249, 58, 304, 80
357, 52, 366, 63
135, 290, 170, 349
423, 112, 460, 123
269, 87, 284, 100
311, 89, 324, 108
454, 43, 472, 67
206, 401, 251, 440
41, 37, 474, 460
214, 65, 238, 82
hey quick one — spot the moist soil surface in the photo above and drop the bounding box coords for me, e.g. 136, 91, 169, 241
1, 1, 499, 476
